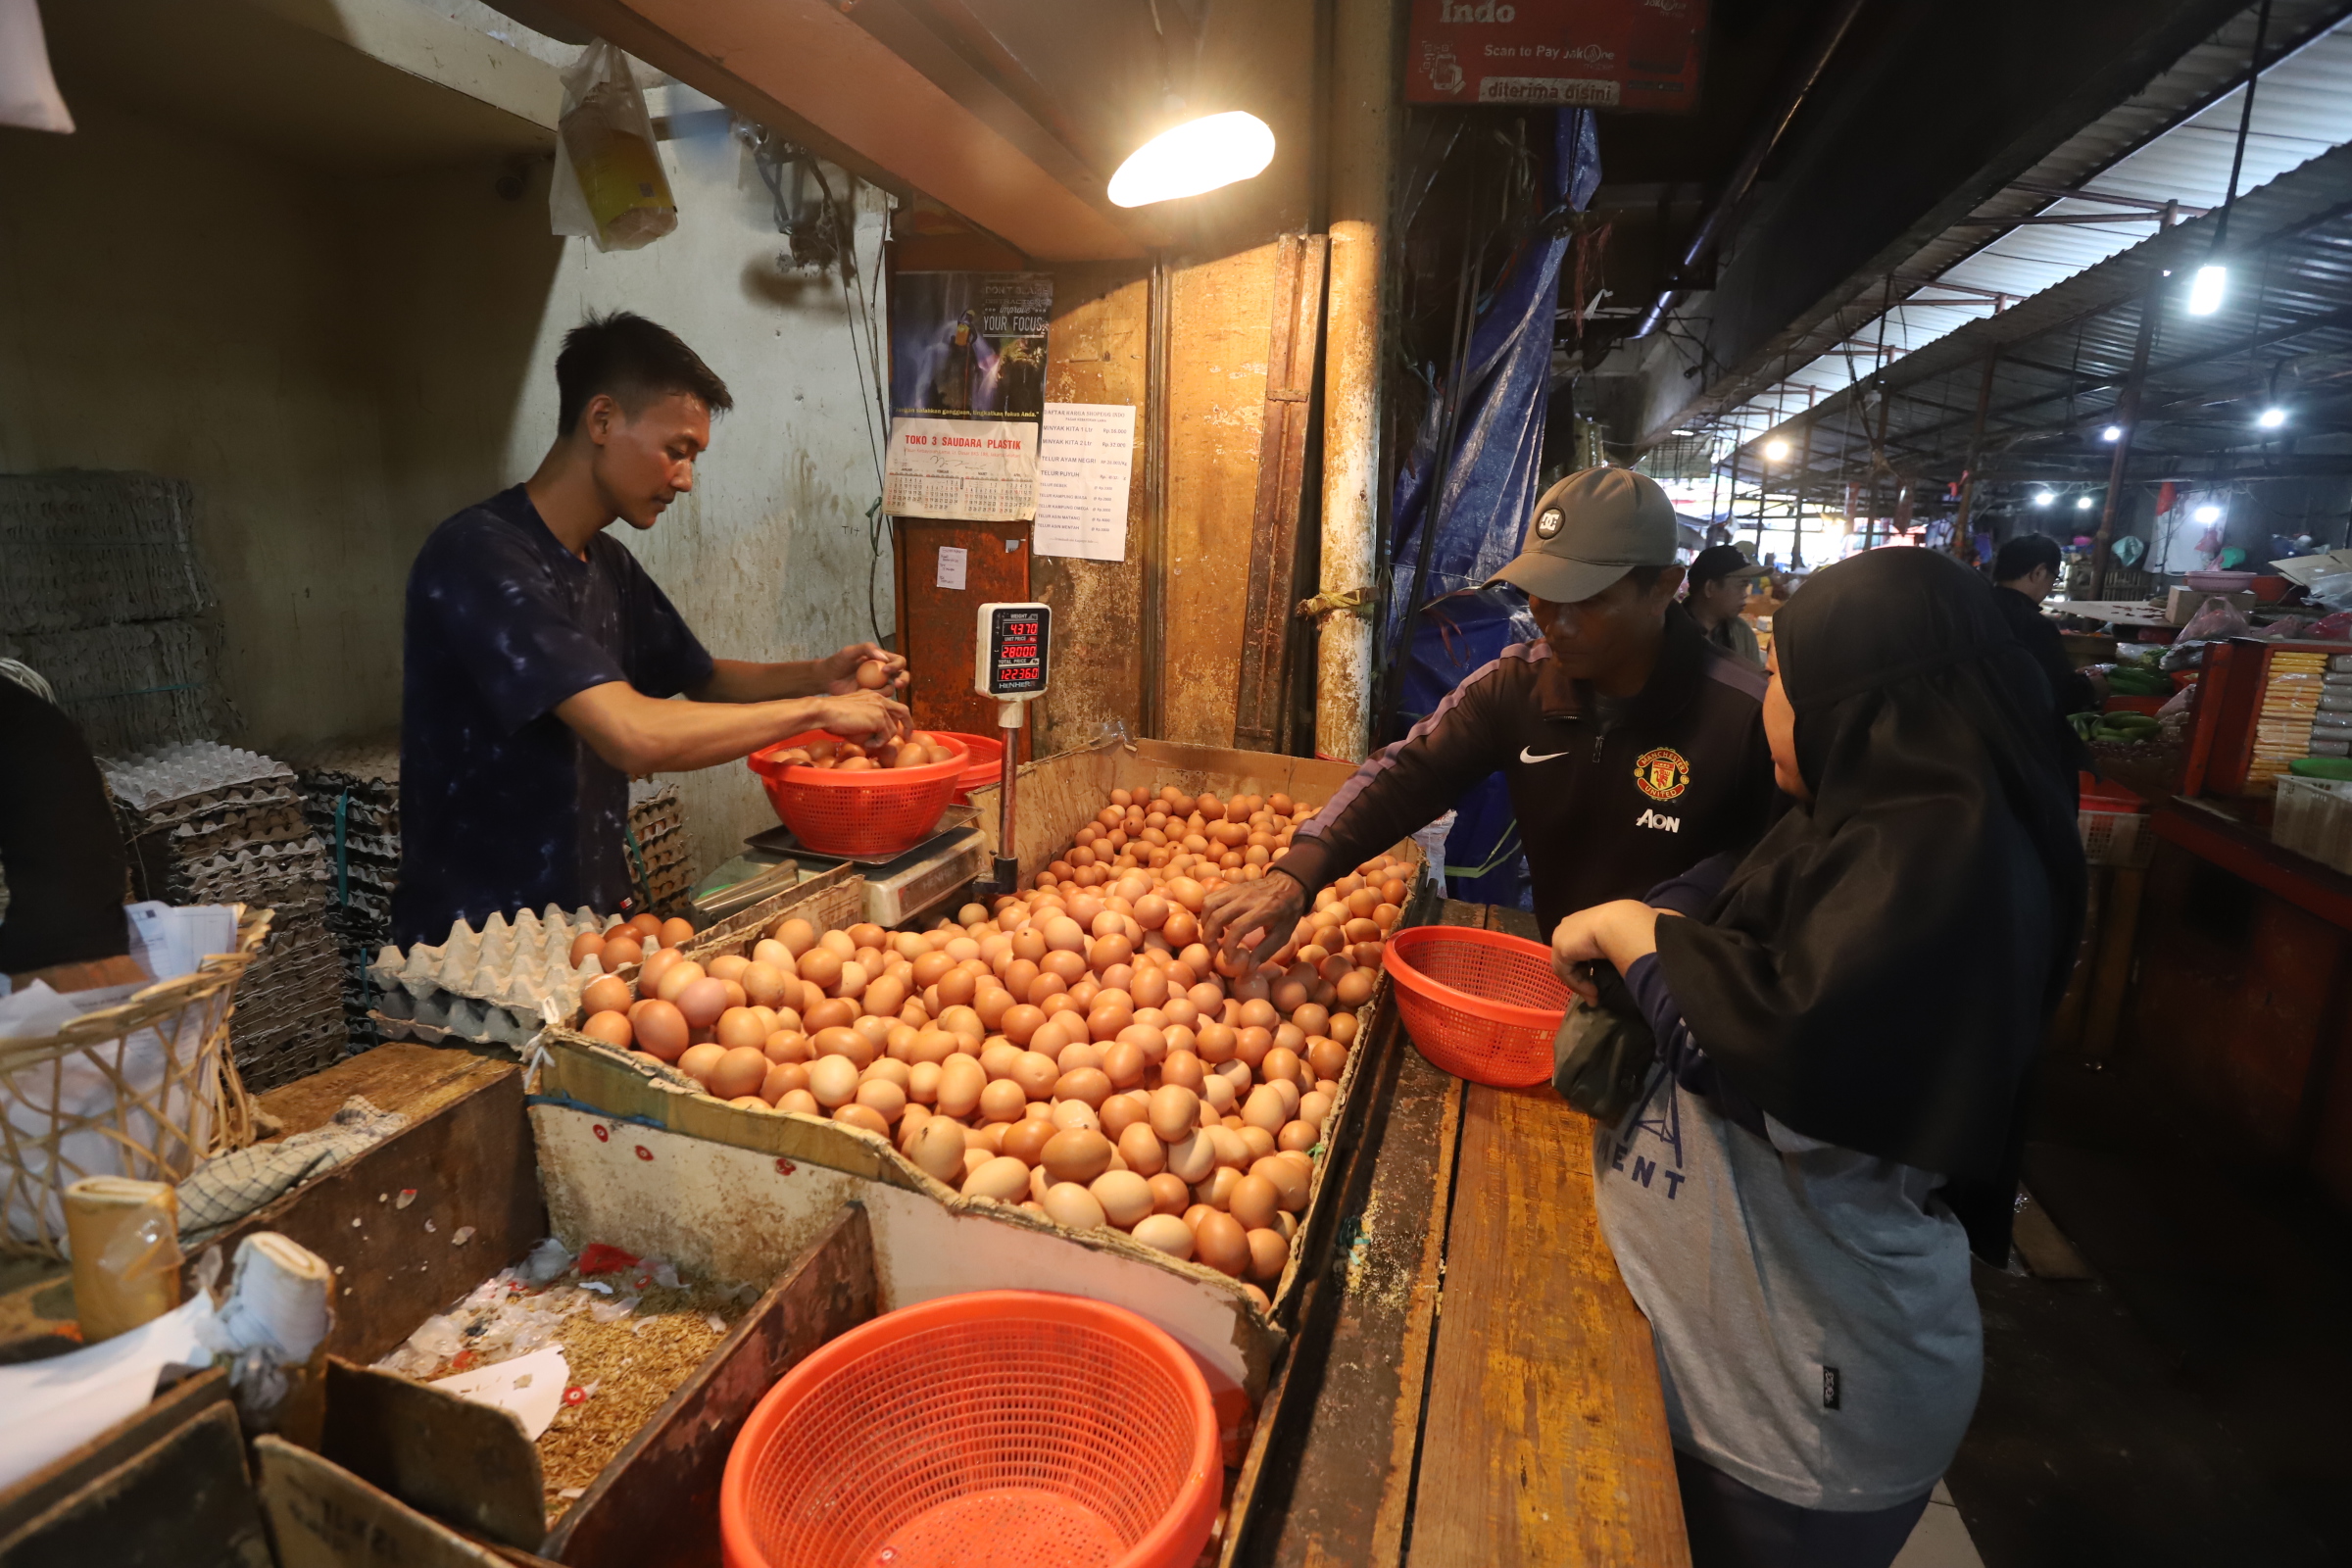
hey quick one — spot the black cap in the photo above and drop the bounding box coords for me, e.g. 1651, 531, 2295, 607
1688, 545, 1768, 589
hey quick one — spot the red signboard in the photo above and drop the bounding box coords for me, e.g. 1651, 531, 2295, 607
1405, 0, 1707, 112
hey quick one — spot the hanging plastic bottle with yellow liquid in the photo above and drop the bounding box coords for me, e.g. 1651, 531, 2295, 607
555, 41, 678, 252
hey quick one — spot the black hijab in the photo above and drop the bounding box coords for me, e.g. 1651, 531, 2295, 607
1653, 548, 2086, 1260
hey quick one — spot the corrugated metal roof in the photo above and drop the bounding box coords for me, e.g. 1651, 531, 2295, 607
1750, 139, 2352, 496
1694, 0, 2352, 453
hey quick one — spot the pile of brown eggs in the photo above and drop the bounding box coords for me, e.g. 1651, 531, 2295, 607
766, 731, 950, 773
565, 912, 697, 974
572, 784, 1409, 1308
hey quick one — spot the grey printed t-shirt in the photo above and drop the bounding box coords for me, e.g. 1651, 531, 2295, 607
1592, 1062, 1982, 1511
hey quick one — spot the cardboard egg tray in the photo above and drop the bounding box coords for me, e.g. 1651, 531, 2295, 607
107, 740, 351, 1084
368, 906, 623, 1050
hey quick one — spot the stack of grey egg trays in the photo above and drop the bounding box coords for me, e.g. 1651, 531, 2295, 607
369, 906, 621, 1050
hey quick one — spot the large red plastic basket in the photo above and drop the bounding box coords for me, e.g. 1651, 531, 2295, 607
932, 730, 1005, 804
1382, 924, 1571, 1088
747, 731, 969, 858
720, 1291, 1219, 1568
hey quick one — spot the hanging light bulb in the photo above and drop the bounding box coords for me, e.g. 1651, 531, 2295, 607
2101, 424, 2123, 442
2258, 406, 2287, 429
1108, 112, 1276, 208
2076, 495, 2097, 511
2033, 491, 2055, 508
2187, 264, 2229, 316
2194, 504, 2223, 523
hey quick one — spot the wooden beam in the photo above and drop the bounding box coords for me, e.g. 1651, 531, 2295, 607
527, 0, 1145, 262
1234, 232, 1328, 754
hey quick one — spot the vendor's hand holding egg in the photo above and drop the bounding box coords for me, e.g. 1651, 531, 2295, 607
820, 641, 909, 698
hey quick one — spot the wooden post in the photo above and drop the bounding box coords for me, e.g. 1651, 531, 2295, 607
2087, 203, 2177, 601
1951, 346, 2001, 563
1790, 416, 1813, 567
1234, 234, 1330, 754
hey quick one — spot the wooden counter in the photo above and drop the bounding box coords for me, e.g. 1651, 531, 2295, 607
2130, 799, 2352, 1212
1229, 901, 1688, 1567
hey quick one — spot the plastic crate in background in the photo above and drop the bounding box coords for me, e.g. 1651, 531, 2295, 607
2078, 771, 2153, 870
2274, 777, 2352, 874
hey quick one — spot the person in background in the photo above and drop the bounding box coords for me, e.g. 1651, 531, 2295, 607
1990, 533, 2105, 714
1549, 549, 2086, 1568
394, 313, 909, 947
1200, 466, 1779, 967
0, 662, 130, 974
1680, 545, 1768, 669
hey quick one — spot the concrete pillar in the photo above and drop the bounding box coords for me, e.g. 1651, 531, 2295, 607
1315, 0, 1396, 763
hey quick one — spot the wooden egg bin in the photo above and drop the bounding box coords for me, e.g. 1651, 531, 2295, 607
531, 737, 1423, 1448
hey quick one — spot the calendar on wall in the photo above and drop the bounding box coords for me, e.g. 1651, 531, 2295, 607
885, 271, 1052, 522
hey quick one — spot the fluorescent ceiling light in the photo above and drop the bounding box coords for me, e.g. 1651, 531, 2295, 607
2258, 406, 2287, 429
2194, 504, 2223, 523
1763, 438, 1789, 461
2187, 264, 2228, 316
2101, 425, 2123, 442
2033, 492, 2055, 507
1108, 112, 1276, 208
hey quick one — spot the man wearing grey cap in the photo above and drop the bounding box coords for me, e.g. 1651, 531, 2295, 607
1205, 467, 1779, 956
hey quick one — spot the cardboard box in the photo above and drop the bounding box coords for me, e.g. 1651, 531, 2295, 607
2167, 587, 2255, 625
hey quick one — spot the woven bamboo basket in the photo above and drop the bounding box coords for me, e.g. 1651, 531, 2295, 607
2, 906, 270, 1257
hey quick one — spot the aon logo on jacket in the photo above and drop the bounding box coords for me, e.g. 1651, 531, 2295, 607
1635, 808, 1682, 833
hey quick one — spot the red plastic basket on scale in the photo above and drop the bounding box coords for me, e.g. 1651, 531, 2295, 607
746, 732, 969, 858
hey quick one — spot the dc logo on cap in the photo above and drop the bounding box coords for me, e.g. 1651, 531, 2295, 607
1534, 508, 1564, 540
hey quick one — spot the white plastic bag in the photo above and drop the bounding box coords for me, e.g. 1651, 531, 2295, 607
0, 0, 74, 134
553, 42, 677, 252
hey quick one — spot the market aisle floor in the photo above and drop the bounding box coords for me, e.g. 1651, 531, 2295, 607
1939, 1055, 2352, 1567
1893, 1483, 1985, 1568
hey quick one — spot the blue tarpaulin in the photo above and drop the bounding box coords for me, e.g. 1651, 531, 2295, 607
1386, 109, 1599, 909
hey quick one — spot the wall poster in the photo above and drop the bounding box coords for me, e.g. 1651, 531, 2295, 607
1404, 0, 1707, 112
886, 271, 1053, 521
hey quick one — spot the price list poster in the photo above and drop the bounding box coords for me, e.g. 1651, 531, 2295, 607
885, 271, 1054, 521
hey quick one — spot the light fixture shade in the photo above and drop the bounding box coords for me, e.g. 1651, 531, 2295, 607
2187, 264, 2228, 316
1108, 112, 1277, 208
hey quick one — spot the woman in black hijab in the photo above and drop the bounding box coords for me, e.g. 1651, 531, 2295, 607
1550, 547, 2084, 1568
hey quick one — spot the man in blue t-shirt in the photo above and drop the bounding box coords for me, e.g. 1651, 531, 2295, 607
393, 313, 908, 946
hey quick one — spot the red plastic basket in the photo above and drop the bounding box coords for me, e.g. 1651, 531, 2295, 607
720, 1291, 1219, 1568
1382, 925, 1571, 1088
932, 730, 1005, 804
747, 731, 969, 858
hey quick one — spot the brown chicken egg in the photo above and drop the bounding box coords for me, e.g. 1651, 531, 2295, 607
710, 1046, 770, 1100
581, 1011, 633, 1049
629, 999, 688, 1061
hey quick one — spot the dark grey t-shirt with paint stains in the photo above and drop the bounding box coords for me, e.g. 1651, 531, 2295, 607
393, 486, 711, 946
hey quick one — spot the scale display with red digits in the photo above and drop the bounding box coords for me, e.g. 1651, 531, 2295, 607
973, 602, 1051, 897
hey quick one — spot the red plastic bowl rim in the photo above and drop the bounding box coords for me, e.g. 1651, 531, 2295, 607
1383, 924, 1570, 1030
718, 1289, 1220, 1568
746, 730, 970, 786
